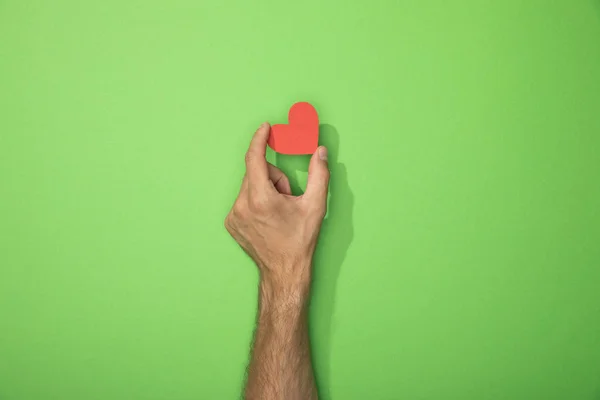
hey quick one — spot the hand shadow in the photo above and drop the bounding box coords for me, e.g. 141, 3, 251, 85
273, 124, 354, 400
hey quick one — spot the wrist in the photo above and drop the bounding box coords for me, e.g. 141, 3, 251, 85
258, 257, 312, 290
258, 270, 312, 317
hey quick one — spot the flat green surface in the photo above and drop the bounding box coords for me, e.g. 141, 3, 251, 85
1, 1, 600, 399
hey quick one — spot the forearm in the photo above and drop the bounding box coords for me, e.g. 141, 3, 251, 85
245, 269, 318, 400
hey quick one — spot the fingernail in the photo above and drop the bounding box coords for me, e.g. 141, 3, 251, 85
318, 146, 328, 161
260, 122, 269, 129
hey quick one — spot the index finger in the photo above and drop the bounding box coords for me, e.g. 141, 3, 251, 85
245, 122, 270, 184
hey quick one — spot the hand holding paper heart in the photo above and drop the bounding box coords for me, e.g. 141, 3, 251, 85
225, 121, 330, 282
268, 102, 319, 155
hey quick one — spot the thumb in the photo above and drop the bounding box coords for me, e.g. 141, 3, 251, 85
304, 146, 330, 211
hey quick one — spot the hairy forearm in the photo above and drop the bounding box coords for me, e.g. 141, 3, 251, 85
244, 269, 318, 400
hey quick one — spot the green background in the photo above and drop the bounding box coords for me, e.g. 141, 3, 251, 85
1, 1, 600, 399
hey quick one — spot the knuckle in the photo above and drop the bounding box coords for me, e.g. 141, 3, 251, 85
248, 194, 269, 212
321, 172, 331, 187
244, 151, 254, 165
224, 214, 234, 232
232, 201, 246, 218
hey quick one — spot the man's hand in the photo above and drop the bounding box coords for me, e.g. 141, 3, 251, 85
225, 122, 330, 290
225, 122, 329, 400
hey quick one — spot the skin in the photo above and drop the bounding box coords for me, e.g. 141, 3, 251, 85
225, 122, 330, 400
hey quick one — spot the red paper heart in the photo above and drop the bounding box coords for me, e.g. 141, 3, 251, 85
268, 102, 319, 155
